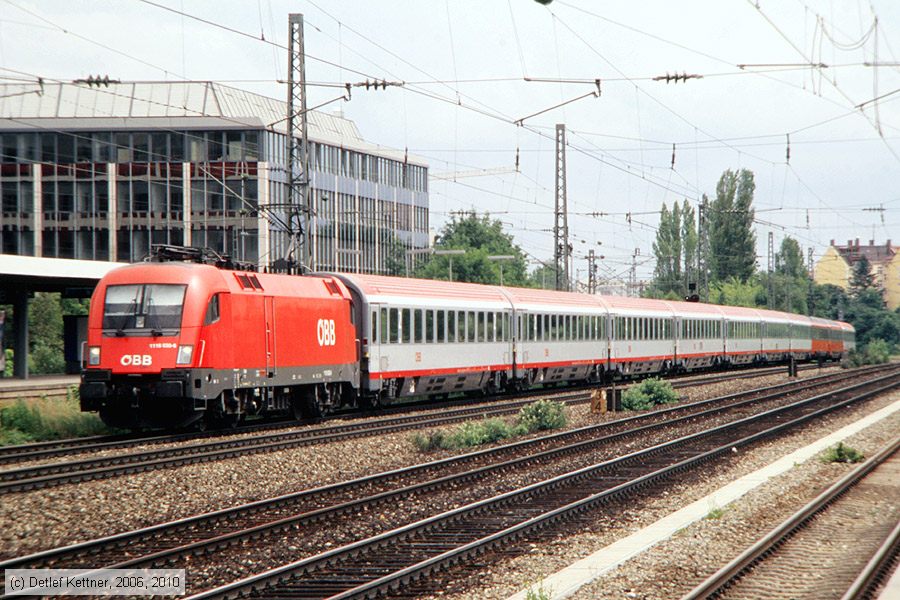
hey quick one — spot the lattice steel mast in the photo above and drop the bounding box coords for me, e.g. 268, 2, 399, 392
286, 13, 310, 273
554, 124, 571, 291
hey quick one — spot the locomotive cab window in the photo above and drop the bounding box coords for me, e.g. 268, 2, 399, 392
102, 284, 187, 335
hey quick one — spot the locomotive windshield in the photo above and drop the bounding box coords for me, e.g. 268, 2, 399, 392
102, 284, 187, 335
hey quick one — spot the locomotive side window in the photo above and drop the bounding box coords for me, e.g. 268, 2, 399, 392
204, 293, 220, 325
103, 284, 187, 334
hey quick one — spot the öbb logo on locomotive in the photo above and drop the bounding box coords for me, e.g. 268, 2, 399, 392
317, 318, 336, 346
120, 354, 152, 367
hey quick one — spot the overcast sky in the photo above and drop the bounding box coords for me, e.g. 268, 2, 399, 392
3, 0, 899, 282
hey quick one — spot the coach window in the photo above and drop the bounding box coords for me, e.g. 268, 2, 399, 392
388, 308, 399, 344
400, 308, 410, 343
447, 311, 456, 343
467, 311, 476, 343
454, 311, 463, 342
485, 312, 494, 343
414, 309, 424, 343
436, 310, 445, 343
371, 310, 378, 343
425, 310, 434, 343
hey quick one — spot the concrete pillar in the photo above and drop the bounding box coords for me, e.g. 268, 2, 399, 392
182, 162, 192, 246
12, 290, 28, 379
33, 164, 43, 257
108, 163, 117, 260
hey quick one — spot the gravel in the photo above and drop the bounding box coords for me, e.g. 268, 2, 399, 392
0, 365, 846, 562
420, 389, 900, 600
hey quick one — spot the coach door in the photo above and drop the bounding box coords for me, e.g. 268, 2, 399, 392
264, 296, 275, 377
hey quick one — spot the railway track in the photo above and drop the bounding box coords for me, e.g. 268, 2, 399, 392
0, 362, 823, 468
0, 388, 595, 493
0, 364, 844, 494
174, 364, 898, 599
683, 434, 900, 600
0, 364, 891, 596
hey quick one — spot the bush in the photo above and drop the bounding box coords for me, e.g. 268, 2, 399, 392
517, 399, 567, 432
412, 430, 446, 452
3, 349, 13, 378
621, 378, 680, 411
845, 338, 892, 368
821, 442, 865, 464
865, 338, 891, 364
411, 400, 568, 452
0, 397, 113, 445
30, 342, 66, 375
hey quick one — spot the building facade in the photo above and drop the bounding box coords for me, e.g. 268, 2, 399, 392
0, 81, 428, 273
814, 238, 900, 309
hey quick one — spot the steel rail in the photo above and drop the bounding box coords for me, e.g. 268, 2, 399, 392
682, 434, 900, 600
840, 519, 900, 600
179, 373, 900, 599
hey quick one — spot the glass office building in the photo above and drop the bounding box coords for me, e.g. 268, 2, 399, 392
0, 82, 429, 273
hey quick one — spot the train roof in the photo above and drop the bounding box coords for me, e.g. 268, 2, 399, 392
333, 273, 512, 309
494, 286, 608, 313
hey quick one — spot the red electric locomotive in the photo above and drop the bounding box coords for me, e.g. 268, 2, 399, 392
80, 262, 359, 429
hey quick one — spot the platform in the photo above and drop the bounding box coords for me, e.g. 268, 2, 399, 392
0, 374, 79, 403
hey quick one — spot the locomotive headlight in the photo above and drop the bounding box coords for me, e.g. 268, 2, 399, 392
88, 346, 101, 366
176, 345, 194, 365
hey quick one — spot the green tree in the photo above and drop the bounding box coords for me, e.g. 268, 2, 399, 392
776, 237, 805, 278
28, 292, 65, 374
808, 283, 849, 320
765, 236, 809, 314
416, 211, 528, 286
382, 235, 407, 276
849, 256, 877, 295
652, 202, 682, 294
681, 199, 698, 294
708, 169, 757, 282
709, 276, 764, 308
529, 261, 560, 290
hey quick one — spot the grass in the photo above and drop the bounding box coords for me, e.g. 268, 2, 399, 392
412, 399, 568, 452
821, 442, 865, 464
705, 506, 726, 520
524, 582, 552, 600
0, 390, 116, 446
621, 377, 680, 411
